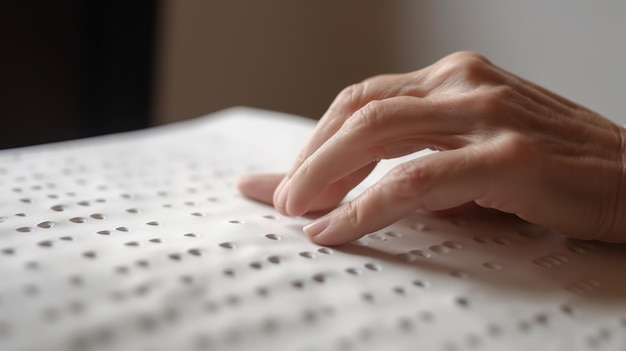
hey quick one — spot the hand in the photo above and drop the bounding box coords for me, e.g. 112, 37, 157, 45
237, 51, 626, 246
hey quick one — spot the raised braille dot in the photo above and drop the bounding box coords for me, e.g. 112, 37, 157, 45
267, 255, 281, 264
126, 208, 139, 214
413, 312, 431, 325
395, 253, 415, 263
20, 198, 31, 203
125, 241, 140, 247
68, 275, 84, 287
560, 305, 574, 316
188, 248, 203, 256
83, 251, 97, 259
292, 281, 305, 289
411, 222, 428, 231
455, 297, 470, 308
180, 275, 194, 285
312, 273, 326, 283
25, 261, 40, 270
116, 227, 130, 232
219, 242, 235, 249
409, 249, 431, 258
256, 287, 269, 298
384, 231, 402, 238
393, 286, 406, 296
486, 324, 502, 336
302, 310, 318, 324
568, 242, 597, 254
364, 263, 381, 271
361, 292, 375, 303
443, 241, 462, 249
169, 253, 182, 261
16, 227, 33, 233
23, 284, 39, 296
299, 251, 315, 259
191, 212, 206, 217
183, 233, 198, 237
90, 213, 105, 220
97, 230, 111, 235
146, 221, 160, 226
450, 270, 469, 279
249, 262, 263, 270
493, 237, 511, 245
483, 262, 502, 270
70, 217, 87, 223
115, 266, 129, 275
51, 205, 64, 211
397, 317, 414, 332
262, 215, 277, 220
77, 201, 90, 206
148, 238, 163, 243
38, 240, 53, 248
42, 308, 60, 322
317, 248, 332, 255
346, 268, 360, 275
228, 220, 244, 224
534, 314, 548, 325
430, 245, 450, 254
2, 248, 15, 255
265, 234, 281, 240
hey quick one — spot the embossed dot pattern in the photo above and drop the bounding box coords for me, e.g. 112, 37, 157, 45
0, 108, 625, 351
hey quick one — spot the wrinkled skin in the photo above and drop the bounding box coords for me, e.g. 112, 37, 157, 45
238, 51, 626, 246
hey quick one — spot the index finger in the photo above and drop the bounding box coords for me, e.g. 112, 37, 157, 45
273, 73, 427, 209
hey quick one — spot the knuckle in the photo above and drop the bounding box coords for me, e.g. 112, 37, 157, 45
472, 85, 517, 118
440, 51, 496, 85
449, 50, 491, 64
495, 132, 535, 167
344, 100, 387, 133
384, 162, 430, 199
333, 75, 394, 116
335, 82, 367, 113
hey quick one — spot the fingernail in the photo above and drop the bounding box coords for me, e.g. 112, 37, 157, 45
303, 214, 331, 238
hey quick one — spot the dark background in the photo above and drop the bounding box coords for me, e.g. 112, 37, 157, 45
0, 1, 158, 149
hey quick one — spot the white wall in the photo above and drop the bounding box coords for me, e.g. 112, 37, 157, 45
155, 1, 399, 124
156, 1, 626, 124
393, 1, 626, 123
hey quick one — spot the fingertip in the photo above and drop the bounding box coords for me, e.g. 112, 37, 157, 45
310, 233, 349, 247
273, 176, 289, 215
237, 173, 284, 206
303, 213, 362, 246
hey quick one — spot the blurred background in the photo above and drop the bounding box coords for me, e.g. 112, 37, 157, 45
2, 1, 626, 149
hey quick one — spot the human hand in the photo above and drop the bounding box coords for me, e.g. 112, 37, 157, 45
237, 51, 626, 246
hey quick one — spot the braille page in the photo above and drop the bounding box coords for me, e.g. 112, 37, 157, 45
0, 107, 625, 351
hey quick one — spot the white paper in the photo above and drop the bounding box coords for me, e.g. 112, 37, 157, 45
1, 107, 625, 351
